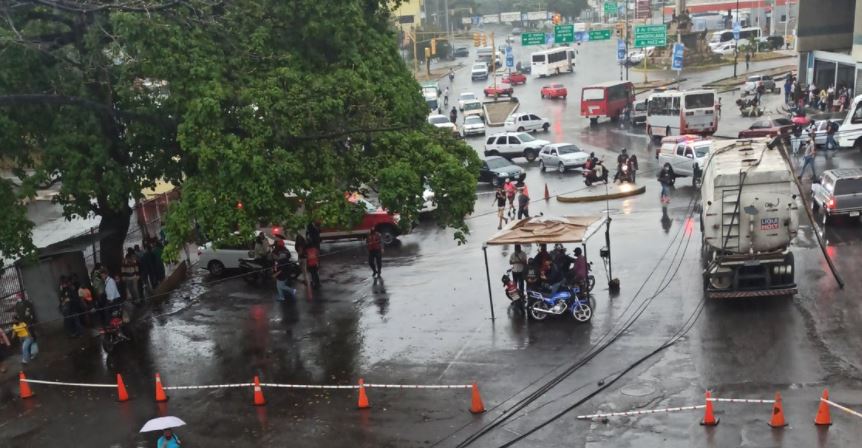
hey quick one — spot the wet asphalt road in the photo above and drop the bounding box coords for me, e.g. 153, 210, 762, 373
3, 33, 862, 448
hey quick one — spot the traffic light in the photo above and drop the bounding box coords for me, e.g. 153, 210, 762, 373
480, 32, 486, 47
473, 32, 480, 47
431, 38, 437, 55
424, 47, 431, 59
553, 14, 561, 25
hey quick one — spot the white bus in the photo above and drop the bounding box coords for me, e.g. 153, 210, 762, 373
708, 27, 761, 50
646, 89, 718, 139
531, 47, 575, 77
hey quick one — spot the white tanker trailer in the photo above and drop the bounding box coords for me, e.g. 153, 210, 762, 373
700, 138, 799, 298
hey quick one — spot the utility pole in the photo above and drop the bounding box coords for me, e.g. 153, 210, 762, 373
444, 0, 451, 59
624, 0, 629, 81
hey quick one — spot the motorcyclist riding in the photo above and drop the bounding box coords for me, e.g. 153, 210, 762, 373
614, 148, 629, 182
450, 106, 457, 124
448, 68, 454, 82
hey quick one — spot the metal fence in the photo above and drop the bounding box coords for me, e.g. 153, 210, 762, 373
0, 265, 24, 330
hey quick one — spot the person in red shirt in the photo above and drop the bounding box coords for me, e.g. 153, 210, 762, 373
305, 245, 320, 289
367, 229, 383, 278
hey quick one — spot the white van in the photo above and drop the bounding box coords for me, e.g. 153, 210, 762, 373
838, 95, 862, 149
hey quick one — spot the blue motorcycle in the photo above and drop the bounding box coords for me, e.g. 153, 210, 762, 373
527, 286, 594, 323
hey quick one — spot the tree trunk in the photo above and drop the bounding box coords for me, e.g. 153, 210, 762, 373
98, 204, 132, 275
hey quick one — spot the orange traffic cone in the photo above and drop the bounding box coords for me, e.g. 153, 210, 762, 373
154, 373, 168, 402
700, 391, 719, 426
469, 382, 485, 414
253, 375, 266, 406
814, 389, 832, 426
357, 378, 370, 409
19, 372, 34, 399
768, 391, 787, 428
116, 373, 129, 402
544, 183, 550, 200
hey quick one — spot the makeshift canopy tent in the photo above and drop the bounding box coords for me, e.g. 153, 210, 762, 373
481, 215, 612, 319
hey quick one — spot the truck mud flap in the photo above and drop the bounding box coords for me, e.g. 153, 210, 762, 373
707, 287, 798, 299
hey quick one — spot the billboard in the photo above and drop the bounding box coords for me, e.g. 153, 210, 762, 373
636, 0, 651, 19
500, 11, 521, 22
483, 14, 500, 24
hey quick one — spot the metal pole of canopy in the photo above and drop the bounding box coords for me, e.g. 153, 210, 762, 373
482, 243, 496, 320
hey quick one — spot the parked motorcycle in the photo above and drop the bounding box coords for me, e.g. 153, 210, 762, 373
527, 286, 593, 323
99, 308, 131, 353
583, 159, 608, 186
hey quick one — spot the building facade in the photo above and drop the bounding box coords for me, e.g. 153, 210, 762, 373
796, 0, 862, 94
392, 0, 423, 28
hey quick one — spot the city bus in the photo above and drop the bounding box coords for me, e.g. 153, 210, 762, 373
580, 81, 635, 124
708, 27, 761, 50
531, 47, 575, 77
646, 89, 718, 139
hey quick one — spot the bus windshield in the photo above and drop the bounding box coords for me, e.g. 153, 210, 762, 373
685, 93, 715, 109
582, 88, 605, 101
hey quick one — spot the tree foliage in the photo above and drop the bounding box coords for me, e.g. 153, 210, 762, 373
0, 0, 479, 269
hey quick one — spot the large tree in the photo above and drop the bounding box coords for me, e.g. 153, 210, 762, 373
0, 0, 479, 270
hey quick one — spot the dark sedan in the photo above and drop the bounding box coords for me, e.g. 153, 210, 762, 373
454, 47, 469, 58
738, 117, 794, 139
479, 156, 526, 187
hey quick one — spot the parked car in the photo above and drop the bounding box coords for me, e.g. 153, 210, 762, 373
462, 100, 484, 118
658, 139, 712, 186
471, 62, 489, 81
198, 234, 289, 277
458, 91, 479, 110
454, 47, 470, 57
630, 99, 647, 126
540, 83, 568, 99
503, 72, 527, 85
504, 113, 550, 133
743, 74, 779, 94
484, 81, 513, 97
479, 156, 526, 187
538, 143, 589, 173
811, 168, 862, 225
461, 115, 486, 137
484, 131, 550, 161
627, 47, 654, 65
737, 117, 794, 138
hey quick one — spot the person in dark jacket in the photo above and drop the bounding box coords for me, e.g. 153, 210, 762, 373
658, 164, 675, 204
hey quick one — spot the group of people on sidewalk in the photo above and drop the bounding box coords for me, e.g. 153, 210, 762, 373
785, 75, 852, 113
494, 179, 530, 230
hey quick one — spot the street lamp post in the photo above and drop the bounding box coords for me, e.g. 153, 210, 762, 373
733, 0, 739, 78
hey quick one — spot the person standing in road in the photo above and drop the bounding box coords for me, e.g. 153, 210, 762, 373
122, 248, 143, 304
494, 186, 508, 230
783, 77, 792, 104
517, 185, 530, 219
272, 247, 297, 301
58, 276, 81, 338
509, 244, 527, 293
305, 244, 321, 289
450, 106, 457, 124
658, 164, 675, 204
306, 221, 321, 249
366, 228, 383, 279
798, 134, 817, 180
744, 51, 750, 71
826, 120, 839, 154
503, 178, 516, 218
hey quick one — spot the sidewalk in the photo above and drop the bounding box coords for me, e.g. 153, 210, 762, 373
412, 60, 464, 81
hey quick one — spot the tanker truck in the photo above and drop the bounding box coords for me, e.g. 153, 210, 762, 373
700, 138, 799, 298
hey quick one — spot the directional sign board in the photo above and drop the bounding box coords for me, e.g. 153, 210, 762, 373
505, 46, 514, 68
633, 24, 667, 48
617, 38, 626, 62
521, 32, 545, 46
732, 21, 741, 40
603, 1, 617, 14
589, 29, 612, 41
671, 43, 684, 71
554, 24, 575, 43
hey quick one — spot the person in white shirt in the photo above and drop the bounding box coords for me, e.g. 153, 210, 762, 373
509, 244, 528, 293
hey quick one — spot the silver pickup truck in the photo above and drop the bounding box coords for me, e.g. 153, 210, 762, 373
811, 168, 862, 226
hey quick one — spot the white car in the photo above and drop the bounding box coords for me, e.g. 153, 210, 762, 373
627, 47, 655, 65
471, 63, 489, 80
504, 113, 550, 133
483, 132, 550, 161
810, 119, 842, 147
460, 115, 486, 137
458, 92, 478, 110
538, 143, 589, 173
427, 114, 458, 136
198, 234, 294, 276
658, 139, 712, 185
712, 41, 736, 55
462, 99, 484, 118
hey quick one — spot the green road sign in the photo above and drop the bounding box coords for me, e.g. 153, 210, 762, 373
633, 24, 667, 48
554, 24, 574, 43
521, 32, 545, 46
603, 2, 617, 14
589, 29, 612, 41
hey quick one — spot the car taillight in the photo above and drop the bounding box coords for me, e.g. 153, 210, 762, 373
827, 199, 835, 209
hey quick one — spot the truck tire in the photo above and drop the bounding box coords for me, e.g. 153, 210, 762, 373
854, 138, 862, 152
376, 225, 398, 246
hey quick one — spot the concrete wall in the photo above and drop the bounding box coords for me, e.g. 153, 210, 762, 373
796, 0, 854, 52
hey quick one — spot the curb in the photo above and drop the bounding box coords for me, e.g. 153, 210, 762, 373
483, 98, 519, 127
557, 184, 646, 203
703, 64, 796, 89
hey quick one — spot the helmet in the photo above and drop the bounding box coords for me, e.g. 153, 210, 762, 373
590, 152, 595, 158
621, 147, 628, 154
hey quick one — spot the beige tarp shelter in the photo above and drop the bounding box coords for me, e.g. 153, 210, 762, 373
481, 215, 611, 319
